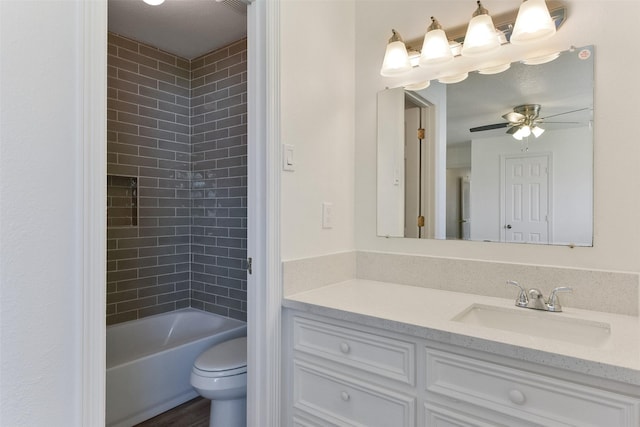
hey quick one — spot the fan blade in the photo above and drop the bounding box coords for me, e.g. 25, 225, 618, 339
502, 112, 525, 123
506, 126, 519, 135
538, 121, 581, 124
540, 107, 590, 120
470, 122, 510, 132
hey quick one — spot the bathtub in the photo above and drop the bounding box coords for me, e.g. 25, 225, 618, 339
106, 308, 246, 427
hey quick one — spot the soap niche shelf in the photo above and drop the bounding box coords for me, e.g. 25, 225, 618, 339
107, 175, 138, 227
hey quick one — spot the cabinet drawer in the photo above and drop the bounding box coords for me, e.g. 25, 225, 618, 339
424, 403, 502, 427
294, 360, 415, 427
293, 316, 415, 384
426, 349, 640, 427
293, 413, 325, 427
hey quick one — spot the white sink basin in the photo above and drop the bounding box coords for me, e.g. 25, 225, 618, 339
452, 304, 611, 348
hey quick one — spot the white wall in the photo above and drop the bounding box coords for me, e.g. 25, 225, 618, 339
470, 127, 592, 245
355, 0, 640, 273
0, 1, 85, 425
280, 0, 356, 260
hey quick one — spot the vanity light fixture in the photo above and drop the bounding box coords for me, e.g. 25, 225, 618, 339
419, 17, 454, 66
510, 0, 556, 45
379, 1, 564, 79
380, 30, 413, 77
143, 0, 165, 5
461, 1, 501, 57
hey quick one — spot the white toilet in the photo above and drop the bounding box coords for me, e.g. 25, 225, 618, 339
190, 336, 247, 427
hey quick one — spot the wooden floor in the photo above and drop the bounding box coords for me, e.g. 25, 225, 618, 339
134, 397, 210, 427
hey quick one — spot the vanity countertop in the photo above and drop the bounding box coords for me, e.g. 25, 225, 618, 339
283, 279, 640, 386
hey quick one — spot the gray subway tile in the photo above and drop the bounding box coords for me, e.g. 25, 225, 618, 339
138, 302, 176, 319
139, 44, 178, 66
138, 283, 175, 298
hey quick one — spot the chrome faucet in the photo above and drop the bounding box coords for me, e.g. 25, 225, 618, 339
506, 280, 572, 312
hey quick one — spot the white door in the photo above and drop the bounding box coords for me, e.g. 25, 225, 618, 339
503, 155, 550, 243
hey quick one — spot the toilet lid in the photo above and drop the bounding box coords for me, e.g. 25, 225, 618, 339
194, 337, 247, 372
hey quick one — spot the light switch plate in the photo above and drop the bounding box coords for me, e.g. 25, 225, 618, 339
322, 202, 333, 229
283, 144, 295, 171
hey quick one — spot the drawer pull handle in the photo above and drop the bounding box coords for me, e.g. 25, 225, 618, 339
340, 342, 351, 354
508, 389, 526, 405
341, 391, 350, 401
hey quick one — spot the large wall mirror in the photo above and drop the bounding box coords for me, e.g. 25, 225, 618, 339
377, 46, 594, 246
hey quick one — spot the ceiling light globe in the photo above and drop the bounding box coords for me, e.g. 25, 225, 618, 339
511, 0, 556, 44
143, 0, 165, 5
531, 126, 545, 137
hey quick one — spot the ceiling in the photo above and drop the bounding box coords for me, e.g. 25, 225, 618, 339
108, 0, 247, 60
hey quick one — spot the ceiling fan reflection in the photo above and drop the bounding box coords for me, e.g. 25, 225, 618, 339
469, 104, 590, 140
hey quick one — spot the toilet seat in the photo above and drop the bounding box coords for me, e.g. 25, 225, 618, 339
193, 336, 247, 378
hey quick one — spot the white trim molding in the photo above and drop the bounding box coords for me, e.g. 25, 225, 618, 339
82, 0, 107, 425
247, 0, 282, 426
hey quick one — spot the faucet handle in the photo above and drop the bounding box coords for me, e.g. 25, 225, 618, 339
546, 286, 573, 312
506, 280, 529, 307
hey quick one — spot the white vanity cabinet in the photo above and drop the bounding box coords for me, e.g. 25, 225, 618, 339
283, 310, 640, 427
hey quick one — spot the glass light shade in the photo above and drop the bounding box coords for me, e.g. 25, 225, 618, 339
477, 62, 511, 75
522, 51, 560, 65
419, 29, 453, 66
380, 40, 412, 77
461, 14, 500, 57
438, 73, 469, 84
531, 125, 545, 137
405, 81, 431, 91
511, 0, 556, 45
513, 125, 531, 140
143, 0, 165, 5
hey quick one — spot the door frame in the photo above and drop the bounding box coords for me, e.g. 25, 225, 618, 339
81, 0, 280, 425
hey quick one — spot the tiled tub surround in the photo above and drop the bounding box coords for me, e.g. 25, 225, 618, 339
107, 33, 247, 325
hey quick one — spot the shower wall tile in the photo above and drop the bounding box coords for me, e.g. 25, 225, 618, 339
190, 39, 248, 322
107, 33, 248, 325
107, 33, 191, 325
